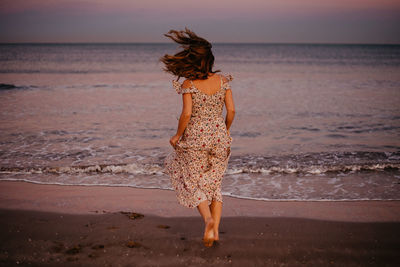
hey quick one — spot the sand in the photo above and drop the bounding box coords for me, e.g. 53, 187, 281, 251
0, 181, 399, 266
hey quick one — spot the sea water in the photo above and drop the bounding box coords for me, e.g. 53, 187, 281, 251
0, 43, 399, 201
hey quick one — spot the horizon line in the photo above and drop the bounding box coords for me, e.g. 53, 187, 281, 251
0, 41, 399, 46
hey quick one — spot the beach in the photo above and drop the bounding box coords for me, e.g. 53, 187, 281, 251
0, 181, 399, 266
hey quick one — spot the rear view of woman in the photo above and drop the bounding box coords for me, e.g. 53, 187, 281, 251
160, 27, 235, 247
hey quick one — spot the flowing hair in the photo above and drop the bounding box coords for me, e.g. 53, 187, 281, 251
159, 27, 220, 81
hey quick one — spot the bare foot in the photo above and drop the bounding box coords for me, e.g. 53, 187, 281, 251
202, 217, 215, 247
214, 230, 219, 241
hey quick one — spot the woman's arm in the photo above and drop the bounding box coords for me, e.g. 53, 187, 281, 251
175, 93, 192, 137
170, 80, 193, 148
224, 87, 235, 133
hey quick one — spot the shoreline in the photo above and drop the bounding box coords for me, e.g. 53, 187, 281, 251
2, 178, 400, 203
1, 181, 400, 222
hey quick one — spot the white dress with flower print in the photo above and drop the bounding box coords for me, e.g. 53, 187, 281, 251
164, 74, 234, 209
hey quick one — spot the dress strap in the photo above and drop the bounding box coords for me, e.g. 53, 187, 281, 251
189, 80, 198, 92
220, 74, 223, 89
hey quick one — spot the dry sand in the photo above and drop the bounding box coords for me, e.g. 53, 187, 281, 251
0, 181, 399, 266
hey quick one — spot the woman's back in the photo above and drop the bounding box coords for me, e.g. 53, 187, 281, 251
181, 74, 228, 119
176, 73, 234, 120
190, 73, 223, 96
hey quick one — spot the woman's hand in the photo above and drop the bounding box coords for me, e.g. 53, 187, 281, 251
169, 134, 180, 149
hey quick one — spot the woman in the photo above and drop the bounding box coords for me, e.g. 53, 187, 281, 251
160, 27, 235, 247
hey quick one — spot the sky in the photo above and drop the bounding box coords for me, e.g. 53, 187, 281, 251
1, 0, 400, 44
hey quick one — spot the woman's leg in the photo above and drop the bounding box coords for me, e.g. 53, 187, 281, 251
210, 201, 222, 240
197, 200, 214, 246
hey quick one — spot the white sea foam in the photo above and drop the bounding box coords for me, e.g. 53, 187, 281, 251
1, 161, 399, 176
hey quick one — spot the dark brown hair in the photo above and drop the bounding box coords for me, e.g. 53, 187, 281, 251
159, 27, 220, 81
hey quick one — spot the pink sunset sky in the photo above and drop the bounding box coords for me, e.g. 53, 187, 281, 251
0, 0, 399, 43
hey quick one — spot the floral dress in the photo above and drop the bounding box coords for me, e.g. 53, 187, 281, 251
164, 73, 234, 209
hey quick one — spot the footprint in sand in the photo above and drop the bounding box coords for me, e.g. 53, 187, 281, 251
91, 244, 104, 250
157, 225, 170, 229
120, 211, 144, 220
126, 241, 142, 248
65, 245, 81, 255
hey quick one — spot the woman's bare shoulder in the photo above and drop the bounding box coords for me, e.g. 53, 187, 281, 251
181, 79, 192, 89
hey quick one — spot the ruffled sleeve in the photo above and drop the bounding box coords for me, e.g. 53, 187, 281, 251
221, 74, 234, 91
172, 80, 197, 94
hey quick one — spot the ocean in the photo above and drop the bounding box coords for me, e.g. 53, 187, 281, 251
0, 43, 399, 201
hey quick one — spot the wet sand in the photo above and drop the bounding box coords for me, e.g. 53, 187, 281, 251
0, 181, 399, 266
